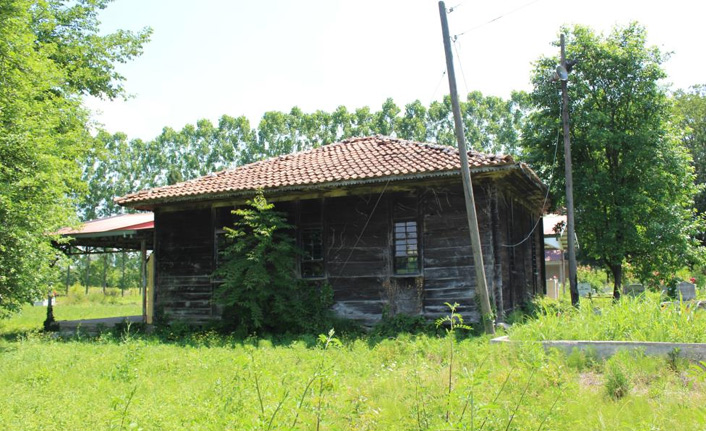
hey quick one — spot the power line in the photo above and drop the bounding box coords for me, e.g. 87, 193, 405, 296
335, 179, 390, 278
447, 2, 463, 13
501, 94, 562, 248
452, 39, 470, 96
430, 70, 447, 102
454, 0, 542, 39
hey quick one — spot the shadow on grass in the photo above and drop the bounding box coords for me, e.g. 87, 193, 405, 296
0, 313, 478, 350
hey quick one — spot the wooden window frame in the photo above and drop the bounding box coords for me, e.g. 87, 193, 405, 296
300, 224, 325, 279
393, 219, 420, 275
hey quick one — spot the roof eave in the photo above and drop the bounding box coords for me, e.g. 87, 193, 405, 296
118, 164, 525, 210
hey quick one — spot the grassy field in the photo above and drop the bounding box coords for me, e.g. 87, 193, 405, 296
0, 287, 142, 335
509, 292, 706, 343
1, 295, 705, 430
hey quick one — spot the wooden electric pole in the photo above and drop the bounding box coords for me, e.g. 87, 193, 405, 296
559, 34, 579, 306
438, 1, 495, 334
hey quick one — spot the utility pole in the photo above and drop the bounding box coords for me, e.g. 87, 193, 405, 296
438, 1, 495, 334
559, 34, 579, 306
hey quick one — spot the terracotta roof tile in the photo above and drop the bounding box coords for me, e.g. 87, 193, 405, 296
115, 136, 515, 207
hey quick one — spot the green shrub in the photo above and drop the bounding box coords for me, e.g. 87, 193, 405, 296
566, 347, 597, 371
371, 312, 434, 337
214, 193, 333, 335
62, 284, 87, 304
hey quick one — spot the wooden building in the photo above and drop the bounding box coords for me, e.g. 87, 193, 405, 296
116, 136, 547, 325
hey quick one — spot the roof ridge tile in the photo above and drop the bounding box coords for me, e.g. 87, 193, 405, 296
115, 135, 517, 207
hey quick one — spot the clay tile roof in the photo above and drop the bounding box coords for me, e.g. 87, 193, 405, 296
115, 136, 515, 208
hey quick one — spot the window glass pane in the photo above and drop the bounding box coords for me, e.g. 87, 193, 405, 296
393, 220, 419, 274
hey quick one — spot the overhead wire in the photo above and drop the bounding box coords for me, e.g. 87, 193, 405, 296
436, 0, 554, 248
501, 91, 563, 248
452, 39, 470, 96
430, 70, 447, 102
453, 0, 542, 39
335, 179, 391, 277
447, 2, 463, 13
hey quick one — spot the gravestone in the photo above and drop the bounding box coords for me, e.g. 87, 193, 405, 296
577, 282, 592, 297
546, 279, 559, 299
677, 281, 696, 301
623, 284, 644, 296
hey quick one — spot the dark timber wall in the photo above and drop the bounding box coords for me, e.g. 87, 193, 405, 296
152, 178, 543, 325
153, 209, 214, 323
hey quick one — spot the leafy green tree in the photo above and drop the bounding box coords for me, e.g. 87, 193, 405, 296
426, 93, 526, 155
214, 193, 331, 334
80, 113, 256, 221
373, 98, 401, 136
397, 100, 428, 142
31, 0, 150, 99
673, 85, 706, 221
523, 23, 702, 297
0, 0, 150, 316
80, 131, 146, 219
427, 96, 456, 147
463, 91, 528, 155
349, 106, 375, 137
217, 115, 258, 166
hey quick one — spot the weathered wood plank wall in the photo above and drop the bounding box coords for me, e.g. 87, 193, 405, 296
326, 194, 390, 322
154, 209, 214, 323
152, 178, 543, 326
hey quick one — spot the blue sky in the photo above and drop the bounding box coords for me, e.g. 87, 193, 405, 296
86, 0, 706, 141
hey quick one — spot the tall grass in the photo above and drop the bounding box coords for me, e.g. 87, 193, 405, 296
61, 285, 142, 305
509, 291, 706, 343
2, 296, 706, 429
0, 331, 703, 430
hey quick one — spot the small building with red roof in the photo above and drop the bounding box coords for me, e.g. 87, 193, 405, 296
116, 136, 547, 325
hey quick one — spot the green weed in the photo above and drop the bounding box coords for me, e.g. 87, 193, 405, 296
435, 302, 471, 423
1, 302, 706, 430
509, 291, 706, 343
604, 359, 631, 400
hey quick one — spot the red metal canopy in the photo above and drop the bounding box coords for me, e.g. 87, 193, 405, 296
55, 213, 154, 253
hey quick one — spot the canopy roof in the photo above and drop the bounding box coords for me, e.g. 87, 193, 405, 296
543, 214, 567, 236
55, 213, 153, 252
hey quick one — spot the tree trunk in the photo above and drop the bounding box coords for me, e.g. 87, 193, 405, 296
84, 253, 91, 295
65, 260, 71, 294
121, 252, 126, 297
102, 253, 108, 295
610, 263, 622, 300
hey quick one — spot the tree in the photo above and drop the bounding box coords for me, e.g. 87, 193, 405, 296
673, 85, 706, 222
523, 23, 702, 297
426, 93, 526, 155
214, 193, 332, 334
0, 0, 150, 316
80, 131, 146, 219
397, 100, 428, 142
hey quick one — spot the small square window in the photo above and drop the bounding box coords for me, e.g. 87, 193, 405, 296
393, 220, 420, 275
